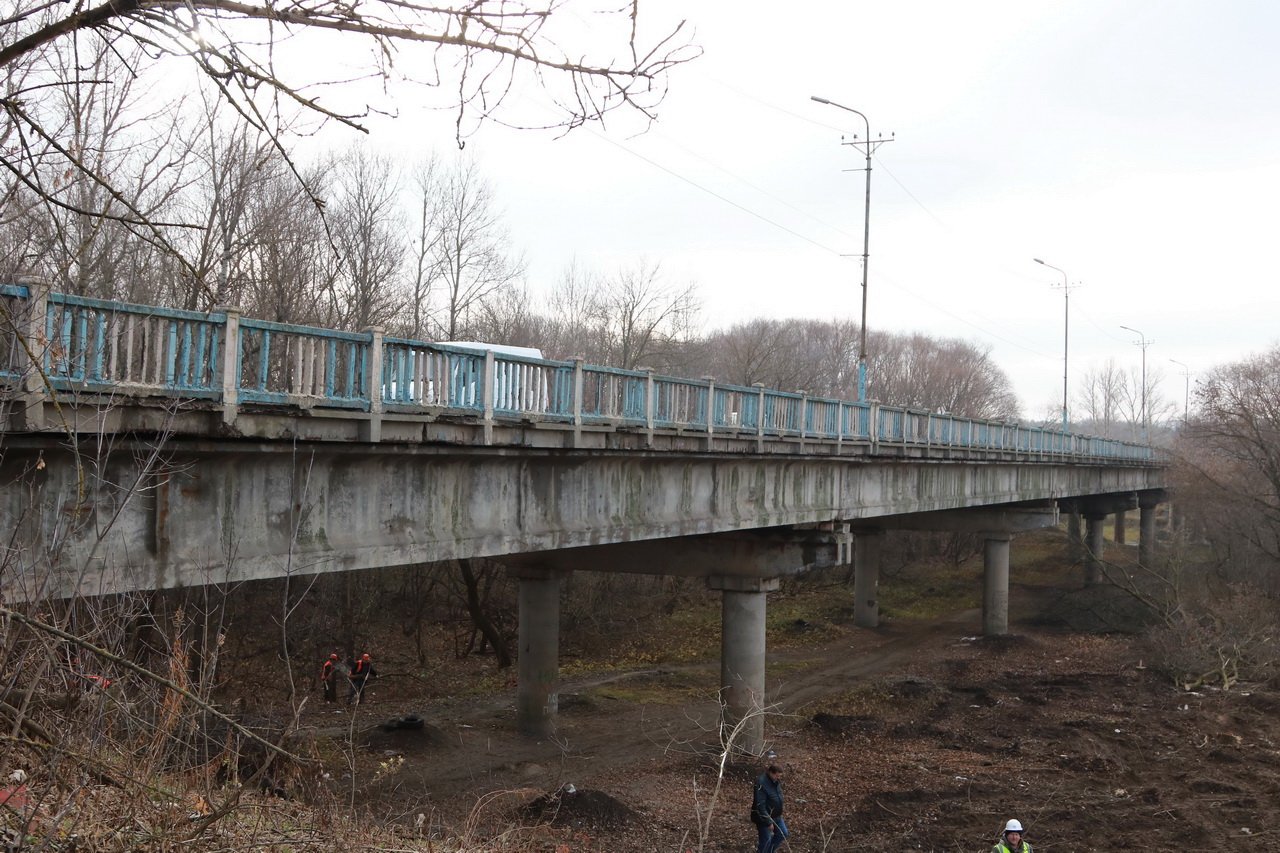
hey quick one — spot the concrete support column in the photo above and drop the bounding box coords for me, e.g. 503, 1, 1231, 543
1139, 501, 1159, 566
1083, 513, 1107, 586
515, 569, 565, 738
710, 576, 779, 757
982, 533, 1012, 636
1066, 511, 1083, 561
1114, 509, 1127, 546
854, 530, 883, 629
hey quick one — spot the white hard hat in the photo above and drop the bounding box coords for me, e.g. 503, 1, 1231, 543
1004, 819, 1024, 833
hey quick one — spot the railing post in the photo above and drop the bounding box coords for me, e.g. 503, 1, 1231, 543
214, 306, 241, 427
703, 375, 715, 449
483, 349, 496, 446
571, 356, 584, 449
869, 401, 880, 454
797, 390, 807, 450
361, 326, 384, 443
15, 277, 49, 430
640, 367, 655, 448
836, 402, 844, 453
753, 383, 765, 453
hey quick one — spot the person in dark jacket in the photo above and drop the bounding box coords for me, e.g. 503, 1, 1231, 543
319, 652, 340, 703
751, 763, 787, 853
347, 653, 377, 704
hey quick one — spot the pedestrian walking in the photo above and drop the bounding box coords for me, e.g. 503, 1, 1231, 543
750, 763, 787, 853
347, 653, 377, 704
319, 652, 340, 703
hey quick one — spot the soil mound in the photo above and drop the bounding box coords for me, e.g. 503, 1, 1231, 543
520, 786, 638, 829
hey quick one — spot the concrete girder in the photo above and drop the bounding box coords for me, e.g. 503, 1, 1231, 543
502, 529, 848, 580
1060, 492, 1139, 517
1, 436, 1165, 600
849, 503, 1059, 535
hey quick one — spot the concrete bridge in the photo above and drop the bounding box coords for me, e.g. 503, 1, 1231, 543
0, 284, 1168, 749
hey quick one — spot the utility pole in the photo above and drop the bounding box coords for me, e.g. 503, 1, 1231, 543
1120, 325, 1153, 440
811, 96, 894, 403
1033, 259, 1076, 431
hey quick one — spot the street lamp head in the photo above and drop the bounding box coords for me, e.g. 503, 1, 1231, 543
810, 95, 832, 105
1033, 258, 1046, 265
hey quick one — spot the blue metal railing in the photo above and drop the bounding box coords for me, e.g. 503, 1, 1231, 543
0, 286, 1161, 463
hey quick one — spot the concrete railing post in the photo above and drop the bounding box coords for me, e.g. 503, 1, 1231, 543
214, 306, 241, 427
571, 356, 584, 448
703, 376, 715, 449
753, 383, 766, 453
483, 349, 496, 446
797, 390, 807, 450
15, 277, 49, 430
361, 326, 384, 443
641, 367, 655, 447
869, 401, 880, 453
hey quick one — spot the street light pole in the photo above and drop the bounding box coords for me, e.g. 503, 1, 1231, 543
1170, 359, 1191, 426
1120, 325, 1153, 439
811, 95, 894, 403
1033, 258, 1071, 431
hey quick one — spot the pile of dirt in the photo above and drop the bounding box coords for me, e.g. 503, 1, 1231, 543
520, 785, 639, 829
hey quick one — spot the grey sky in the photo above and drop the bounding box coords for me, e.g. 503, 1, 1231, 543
365, 0, 1280, 418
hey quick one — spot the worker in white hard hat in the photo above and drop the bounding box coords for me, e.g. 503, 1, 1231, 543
990, 818, 1031, 853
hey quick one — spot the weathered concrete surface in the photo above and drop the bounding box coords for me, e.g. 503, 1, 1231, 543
0, 437, 1166, 599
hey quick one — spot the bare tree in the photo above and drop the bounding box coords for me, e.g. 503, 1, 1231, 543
1182, 346, 1280, 576
868, 333, 1019, 419
1074, 358, 1128, 436
433, 158, 525, 340
1, 1, 696, 253
405, 157, 444, 340
325, 148, 407, 330
603, 260, 699, 371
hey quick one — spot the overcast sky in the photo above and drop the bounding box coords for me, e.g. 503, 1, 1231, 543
362, 0, 1280, 419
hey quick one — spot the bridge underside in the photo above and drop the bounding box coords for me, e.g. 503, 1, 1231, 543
2, 436, 1163, 601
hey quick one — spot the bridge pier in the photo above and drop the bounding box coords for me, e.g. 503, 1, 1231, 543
514, 567, 567, 738
1114, 509, 1128, 546
710, 575, 778, 756
853, 530, 883, 629
1083, 512, 1107, 585
1066, 510, 1083, 562
1139, 496, 1159, 566
982, 533, 1012, 636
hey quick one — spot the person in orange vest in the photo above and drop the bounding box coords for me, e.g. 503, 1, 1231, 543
348, 653, 378, 704
319, 652, 340, 703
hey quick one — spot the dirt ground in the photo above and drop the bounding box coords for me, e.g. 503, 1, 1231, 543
299, 555, 1280, 852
